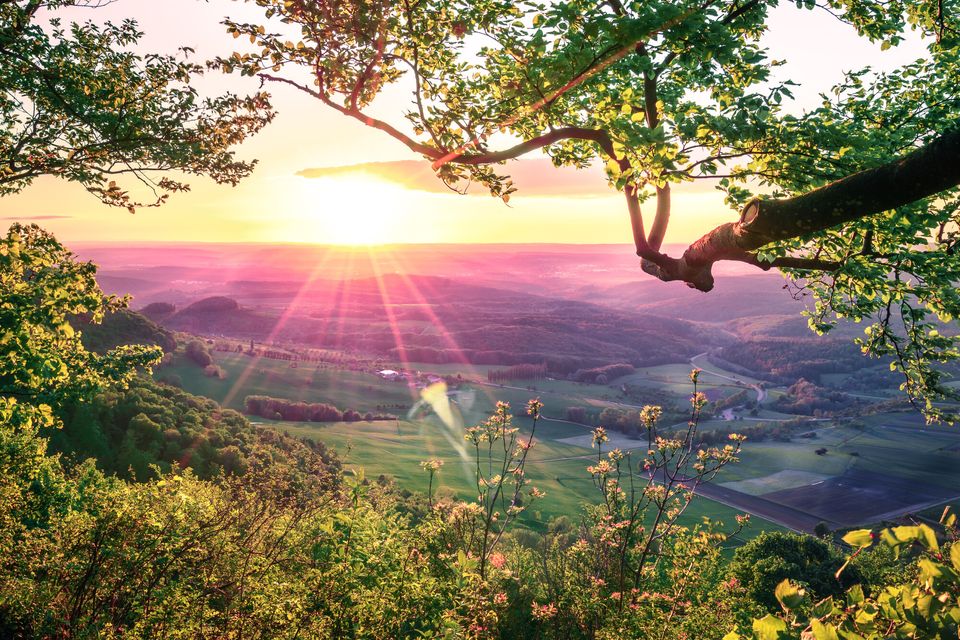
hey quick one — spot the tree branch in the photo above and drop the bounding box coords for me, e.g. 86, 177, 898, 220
258, 72, 441, 160
446, 127, 617, 167
642, 129, 960, 291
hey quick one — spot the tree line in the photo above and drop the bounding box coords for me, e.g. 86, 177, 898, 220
243, 395, 397, 423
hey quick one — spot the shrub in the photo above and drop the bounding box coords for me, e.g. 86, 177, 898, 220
185, 340, 214, 367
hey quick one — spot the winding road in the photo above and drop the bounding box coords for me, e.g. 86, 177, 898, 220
690, 351, 767, 404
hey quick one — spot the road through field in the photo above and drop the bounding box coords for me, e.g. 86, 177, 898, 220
690, 352, 766, 403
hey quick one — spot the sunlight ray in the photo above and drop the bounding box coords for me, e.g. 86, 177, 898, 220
367, 248, 420, 403
381, 249, 505, 411
221, 247, 337, 409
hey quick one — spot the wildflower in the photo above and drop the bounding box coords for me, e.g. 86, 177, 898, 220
689, 368, 701, 383
639, 405, 662, 429
531, 602, 558, 621
515, 438, 533, 455
494, 592, 508, 606
591, 426, 608, 447
489, 552, 507, 569
526, 398, 543, 419
530, 486, 546, 499
587, 460, 613, 476
691, 391, 708, 411
419, 459, 443, 473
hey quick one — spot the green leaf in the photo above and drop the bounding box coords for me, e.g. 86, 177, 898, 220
752, 614, 787, 640
810, 620, 840, 640
774, 579, 805, 611
842, 529, 873, 548
846, 584, 865, 606
919, 524, 939, 552
812, 596, 837, 618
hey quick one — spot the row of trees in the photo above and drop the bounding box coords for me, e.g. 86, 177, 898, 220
696, 418, 813, 446
572, 363, 637, 384
243, 395, 396, 423
487, 362, 548, 382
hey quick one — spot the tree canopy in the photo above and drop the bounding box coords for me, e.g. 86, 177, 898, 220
217, 0, 960, 420
0, 0, 274, 211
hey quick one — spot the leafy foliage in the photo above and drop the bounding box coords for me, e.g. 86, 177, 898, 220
0, 224, 161, 433
215, 0, 960, 420
0, 1, 273, 210
55, 378, 341, 484
731, 513, 960, 639
729, 531, 859, 613
77, 308, 177, 355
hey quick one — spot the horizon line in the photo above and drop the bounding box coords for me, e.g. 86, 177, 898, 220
66, 240, 691, 249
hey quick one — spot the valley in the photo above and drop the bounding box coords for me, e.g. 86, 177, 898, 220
84, 242, 960, 541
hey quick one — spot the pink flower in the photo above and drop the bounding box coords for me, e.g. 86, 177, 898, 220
531, 602, 558, 621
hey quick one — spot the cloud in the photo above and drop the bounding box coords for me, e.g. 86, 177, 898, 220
297, 159, 611, 197
0, 214, 73, 221
297, 159, 723, 198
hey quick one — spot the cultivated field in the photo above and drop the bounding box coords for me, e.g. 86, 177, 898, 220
269, 415, 780, 542
164, 345, 960, 535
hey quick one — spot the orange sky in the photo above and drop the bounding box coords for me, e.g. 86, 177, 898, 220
0, 1, 928, 245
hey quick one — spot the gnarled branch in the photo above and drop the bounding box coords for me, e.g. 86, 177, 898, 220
642, 129, 960, 291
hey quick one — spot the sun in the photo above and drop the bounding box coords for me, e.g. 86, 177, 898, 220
298, 173, 413, 245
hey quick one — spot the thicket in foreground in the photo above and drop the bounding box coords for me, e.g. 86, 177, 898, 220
2, 226, 959, 639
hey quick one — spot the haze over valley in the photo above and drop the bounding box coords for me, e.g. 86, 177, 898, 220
72, 242, 960, 536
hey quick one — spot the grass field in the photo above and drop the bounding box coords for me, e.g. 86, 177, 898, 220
164, 352, 657, 419
166, 346, 960, 533
163, 351, 782, 539
270, 416, 779, 541
165, 351, 424, 412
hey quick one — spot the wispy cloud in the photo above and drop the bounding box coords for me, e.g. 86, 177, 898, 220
1, 214, 73, 221
297, 159, 722, 198
297, 159, 611, 197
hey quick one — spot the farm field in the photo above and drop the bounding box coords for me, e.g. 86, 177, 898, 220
166, 345, 960, 535
716, 422, 960, 527
270, 415, 781, 543
161, 350, 688, 423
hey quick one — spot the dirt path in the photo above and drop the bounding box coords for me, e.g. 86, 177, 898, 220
690, 352, 767, 404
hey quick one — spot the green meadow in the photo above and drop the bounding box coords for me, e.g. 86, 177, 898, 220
165, 346, 960, 537
271, 416, 781, 542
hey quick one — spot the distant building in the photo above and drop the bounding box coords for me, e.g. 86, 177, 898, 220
378, 369, 400, 380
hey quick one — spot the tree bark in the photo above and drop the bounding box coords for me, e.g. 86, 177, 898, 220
644, 128, 960, 291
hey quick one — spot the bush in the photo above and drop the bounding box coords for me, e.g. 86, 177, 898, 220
729, 531, 860, 612
203, 364, 226, 379
185, 340, 214, 367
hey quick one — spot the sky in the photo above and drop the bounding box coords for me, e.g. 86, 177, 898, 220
0, 1, 929, 245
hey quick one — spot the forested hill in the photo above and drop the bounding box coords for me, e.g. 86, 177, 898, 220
65, 294, 341, 489
76, 308, 177, 354
52, 377, 341, 487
